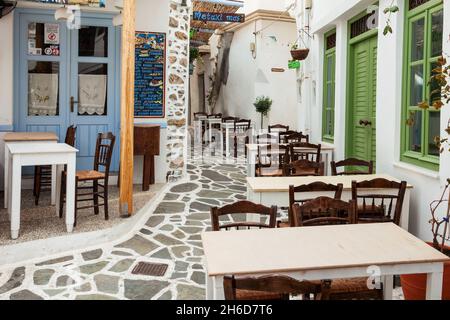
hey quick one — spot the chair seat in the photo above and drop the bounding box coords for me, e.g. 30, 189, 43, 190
76, 170, 105, 181
256, 168, 283, 177
236, 289, 288, 300
328, 277, 383, 300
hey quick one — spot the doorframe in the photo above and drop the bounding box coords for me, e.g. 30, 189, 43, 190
13, 8, 122, 170
345, 10, 379, 159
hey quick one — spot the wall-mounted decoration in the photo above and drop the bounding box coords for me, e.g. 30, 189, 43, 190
28, 22, 60, 56
288, 60, 300, 69
193, 11, 244, 23
134, 31, 166, 118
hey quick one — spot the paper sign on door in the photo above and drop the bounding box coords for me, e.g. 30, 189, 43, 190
44, 23, 60, 45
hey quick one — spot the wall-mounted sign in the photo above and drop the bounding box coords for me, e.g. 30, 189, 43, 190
25, 0, 105, 7
271, 68, 285, 73
193, 11, 245, 23
288, 60, 301, 69
134, 31, 166, 118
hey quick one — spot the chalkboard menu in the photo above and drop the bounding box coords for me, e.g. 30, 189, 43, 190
134, 32, 166, 118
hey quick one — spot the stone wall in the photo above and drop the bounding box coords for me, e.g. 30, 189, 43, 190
166, 2, 190, 182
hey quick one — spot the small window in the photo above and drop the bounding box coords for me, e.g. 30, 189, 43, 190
322, 31, 336, 142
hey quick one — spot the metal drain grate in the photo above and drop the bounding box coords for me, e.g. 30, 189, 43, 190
131, 262, 168, 277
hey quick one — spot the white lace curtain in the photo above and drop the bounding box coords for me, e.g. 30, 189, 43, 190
78, 74, 107, 115
28, 73, 59, 116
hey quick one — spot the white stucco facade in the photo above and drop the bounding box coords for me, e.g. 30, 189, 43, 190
291, 0, 450, 240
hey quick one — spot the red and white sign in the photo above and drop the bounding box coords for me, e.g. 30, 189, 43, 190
44, 23, 60, 45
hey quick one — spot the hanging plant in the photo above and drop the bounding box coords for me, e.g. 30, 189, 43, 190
382, 0, 399, 35
289, 29, 310, 61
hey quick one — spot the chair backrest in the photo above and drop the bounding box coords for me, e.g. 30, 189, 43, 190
234, 119, 251, 134
194, 112, 208, 120
284, 132, 309, 144
289, 142, 321, 163
223, 275, 329, 300
210, 200, 277, 231
288, 182, 344, 226
65, 125, 77, 147
222, 116, 237, 123
93, 132, 116, 178
279, 130, 298, 144
351, 178, 407, 226
292, 197, 356, 227
331, 158, 374, 176
257, 144, 286, 169
257, 133, 278, 145
283, 159, 323, 177
268, 124, 289, 133
208, 113, 222, 119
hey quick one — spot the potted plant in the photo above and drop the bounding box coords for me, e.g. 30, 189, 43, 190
189, 47, 199, 75
254, 96, 272, 129
290, 43, 309, 61
401, 55, 450, 300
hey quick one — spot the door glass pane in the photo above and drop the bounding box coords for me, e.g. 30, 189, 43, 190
326, 56, 333, 81
430, 10, 443, 58
410, 64, 424, 106
28, 61, 59, 116
408, 111, 422, 152
79, 26, 108, 57
327, 84, 333, 107
411, 18, 425, 61
430, 62, 442, 105
78, 63, 107, 116
28, 22, 60, 57
428, 111, 440, 156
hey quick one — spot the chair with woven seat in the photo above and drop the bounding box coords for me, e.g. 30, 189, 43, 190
282, 159, 324, 177
33, 125, 77, 206
233, 119, 251, 158
289, 142, 321, 162
59, 132, 116, 226
268, 124, 289, 143
331, 158, 374, 176
256, 145, 285, 177
292, 198, 384, 300
224, 275, 330, 300
256, 133, 278, 145
352, 178, 407, 226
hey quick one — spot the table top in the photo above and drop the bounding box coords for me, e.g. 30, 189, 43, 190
202, 223, 449, 276
247, 174, 413, 192
7, 142, 78, 155
4, 132, 58, 142
246, 144, 334, 151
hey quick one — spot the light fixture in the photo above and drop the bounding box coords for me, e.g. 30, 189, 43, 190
55, 6, 74, 22
113, 13, 123, 26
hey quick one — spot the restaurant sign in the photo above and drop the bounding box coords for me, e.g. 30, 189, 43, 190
193, 11, 245, 23
24, 0, 105, 7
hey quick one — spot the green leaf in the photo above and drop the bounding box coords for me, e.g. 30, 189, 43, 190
383, 25, 393, 35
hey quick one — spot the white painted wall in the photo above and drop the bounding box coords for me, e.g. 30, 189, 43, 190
215, 17, 298, 130
0, 0, 170, 188
294, 0, 450, 241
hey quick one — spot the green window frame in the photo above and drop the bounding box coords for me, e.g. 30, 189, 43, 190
322, 30, 336, 142
401, 0, 443, 171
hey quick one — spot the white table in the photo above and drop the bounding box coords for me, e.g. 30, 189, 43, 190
202, 223, 449, 300
246, 144, 335, 177
6, 143, 78, 239
247, 174, 413, 230
4, 132, 58, 209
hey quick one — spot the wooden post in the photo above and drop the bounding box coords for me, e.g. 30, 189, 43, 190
119, 0, 135, 216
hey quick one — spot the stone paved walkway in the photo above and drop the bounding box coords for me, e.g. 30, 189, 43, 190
0, 155, 404, 300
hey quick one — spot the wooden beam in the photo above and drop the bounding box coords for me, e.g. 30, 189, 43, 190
119, 0, 135, 216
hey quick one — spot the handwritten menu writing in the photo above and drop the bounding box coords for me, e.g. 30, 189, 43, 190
134, 32, 166, 118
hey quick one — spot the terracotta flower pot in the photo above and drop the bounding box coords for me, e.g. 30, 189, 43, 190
400, 242, 450, 300
290, 49, 310, 61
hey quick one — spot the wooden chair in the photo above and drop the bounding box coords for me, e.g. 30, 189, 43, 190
59, 132, 116, 226
282, 182, 343, 227
352, 178, 407, 226
279, 130, 298, 144
292, 197, 356, 227
256, 133, 278, 145
283, 159, 324, 177
193, 112, 208, 120
224, 275, 330, 300
233, 119, 251, 158
33, 125, 77, 206
210, 200, 277, 231
289, 142, 321, 163
256, 145, 285, 177
268, 124, 289, 133
292, 198, 384, 300
207, 113, 222, 119
284, 132, 309, 144
331, 158, 374, 176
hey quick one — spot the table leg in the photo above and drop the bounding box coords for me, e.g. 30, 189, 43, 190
225, 126, 230, 157
247, 150, 256, 177
4, 144, 9, 209
65, 155, 76, 233
55, 164, 63, 217
10, 156, 21, 240
142, 154, 154, 191
206, 275, 214, 300
426, 265, 443, 300
51, 164, 57, 205
213, 275, 225, 300
383, 275, 394, 300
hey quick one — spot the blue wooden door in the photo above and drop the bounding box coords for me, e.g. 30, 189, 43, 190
15, 9, 120, 171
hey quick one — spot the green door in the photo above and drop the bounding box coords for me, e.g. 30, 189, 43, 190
348, 36, 377, 164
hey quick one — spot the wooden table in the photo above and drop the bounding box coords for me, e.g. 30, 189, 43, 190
247, 174, 413, 229
246, 143, 334, 177
4, 132, 58, 209
202, 223, 449, 300
134, 124, 160, 191
6, 143, 78, 239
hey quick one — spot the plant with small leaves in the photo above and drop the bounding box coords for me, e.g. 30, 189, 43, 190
189, 47, 200, 64
429, 180, 450, 254
383, 1, 399, 35
254, 96, 273, 129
